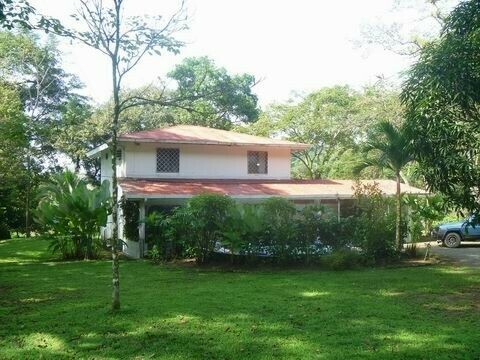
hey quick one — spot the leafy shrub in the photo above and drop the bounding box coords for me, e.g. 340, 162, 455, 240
296, 205, 332, 264
297, 205, 357, 263
405, 194, 448, 242
260, 197, 298, 263
221, 204, 264, 264
351, 182, 400, 264
179, 193, 235, 264
145, 211, 182, 261
34, 171, 111, 260
148, 245, 162, 264
146, 189, 418, 267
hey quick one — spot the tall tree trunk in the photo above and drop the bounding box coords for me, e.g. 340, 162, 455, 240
25, 153, 31, 238
110, 81, 120, 311
110, 0, 121, 312
395, 171, 402, 251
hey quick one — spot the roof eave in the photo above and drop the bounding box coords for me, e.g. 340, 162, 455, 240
118, 137, 310, 150
86, 143, 109, 158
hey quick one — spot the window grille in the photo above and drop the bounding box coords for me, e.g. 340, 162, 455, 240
248, 151, 268, 174
116, 149, 122, 161
156, 148, 180, 173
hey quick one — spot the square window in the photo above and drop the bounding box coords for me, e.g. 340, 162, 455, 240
157, 148, 180, 173
248, 151, 268, 174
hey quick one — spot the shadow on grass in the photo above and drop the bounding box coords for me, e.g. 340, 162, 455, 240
1, 238, 480, 359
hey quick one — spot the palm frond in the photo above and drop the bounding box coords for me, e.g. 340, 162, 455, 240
357, 121, 413, 176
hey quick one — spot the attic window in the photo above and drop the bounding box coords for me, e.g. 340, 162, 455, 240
248, 151, 268, 174
156, 148, 179, 173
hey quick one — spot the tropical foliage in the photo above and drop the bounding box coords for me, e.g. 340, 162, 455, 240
402, 0, 480, 213
141, 191, 401, 266
34, 171, 111, 259
355, 121, 413, 250
174, 193, 235, 264
0, 31, 84, 236
243, 84, 404, 179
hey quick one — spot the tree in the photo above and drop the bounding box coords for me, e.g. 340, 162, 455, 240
269, 86, 359, 179
358, 0, 458, 57
402, 0, 480, 213
85, 56, 259, 144
250, 84, 403, 179
49, 0, 188, 311
0, 82, 27, 236
0, 31, 79, 236
167, 57, 259, 129
355, 121, 414, 250
0, 0, 63, 31
54, 96, 96, 174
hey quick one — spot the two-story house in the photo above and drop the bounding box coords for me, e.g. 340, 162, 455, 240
88, 125, 426, 258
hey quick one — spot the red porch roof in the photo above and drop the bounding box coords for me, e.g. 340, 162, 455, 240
119, 178, 427, 199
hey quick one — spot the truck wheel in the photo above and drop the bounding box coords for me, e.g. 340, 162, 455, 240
443, 232, 461, 248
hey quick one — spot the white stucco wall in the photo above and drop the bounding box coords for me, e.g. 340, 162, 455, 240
100, 148, 126, 184
116, 143, 292, 180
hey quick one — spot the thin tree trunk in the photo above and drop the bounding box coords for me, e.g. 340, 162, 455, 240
110, 0, 122, 312
110, 94, 120, 311
25, 154, 31, 238
395, 171, 402, 251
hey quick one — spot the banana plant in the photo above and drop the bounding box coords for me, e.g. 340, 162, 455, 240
34, 171, 111, 259
222, 205, 264, 264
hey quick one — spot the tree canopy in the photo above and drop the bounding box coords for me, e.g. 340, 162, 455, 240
246, 84, 403, 179
402, 0, 480, 212
168, 57, 259, 128
0, 30, 83, 235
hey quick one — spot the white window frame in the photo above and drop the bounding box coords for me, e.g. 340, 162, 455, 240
247, 151, 268, 174
156, 148, 180, 173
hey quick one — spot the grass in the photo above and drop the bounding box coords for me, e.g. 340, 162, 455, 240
1, 238, 480, 359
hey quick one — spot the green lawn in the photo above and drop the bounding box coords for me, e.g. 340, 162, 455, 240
0, 238, 479, 359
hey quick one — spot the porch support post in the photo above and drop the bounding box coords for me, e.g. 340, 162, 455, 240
337, 197, 341, 222
138, 199, 146, 258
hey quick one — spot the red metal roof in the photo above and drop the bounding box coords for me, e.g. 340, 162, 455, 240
118, 125, 309, 150
119, 178, 427, 199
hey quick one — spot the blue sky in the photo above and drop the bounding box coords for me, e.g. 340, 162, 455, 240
31, 0, 446, 107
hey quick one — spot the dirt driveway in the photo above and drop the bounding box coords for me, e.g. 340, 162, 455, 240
424, 241, 480, 267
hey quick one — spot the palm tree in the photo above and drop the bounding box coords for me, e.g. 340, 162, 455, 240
355, 121, 414, 250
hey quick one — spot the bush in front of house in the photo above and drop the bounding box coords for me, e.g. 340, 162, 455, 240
145, 211, 189, 261
34, 171, 111, 260
349, 182, 402, 264
221, 204, 264, 264
295, 205, 345, 264
175, 193, 235, 264
260, 197, 298, 263
143, 187, 403, 267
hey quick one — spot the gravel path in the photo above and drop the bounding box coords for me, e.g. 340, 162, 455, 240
420, 241, 480, 267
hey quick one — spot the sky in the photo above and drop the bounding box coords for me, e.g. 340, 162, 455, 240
30, 0, 421, 107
